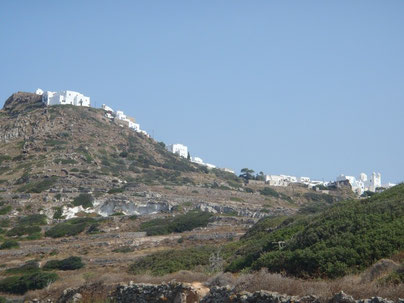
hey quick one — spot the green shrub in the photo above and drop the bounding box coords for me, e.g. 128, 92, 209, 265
0, 218, 10, 227
17, 176, 58, 193
112, 246, 133, 253
108, 187, 125, 194
129, 246, 215, 275
45, 218, 95, 238
259, 187, 279, 198
227, 184, 404, 279
43, 256, 84, 271
0, 205, 11, 215
72, 193, 94, 208
244, 187, 254, 193
0, 239, 19, 250
45, 139, 67, 146
54, 158, 77, 165
19, 214, 47, 226
6, 260, 39, 274
0, 272, 58, 294
6, 225, 41, 237
53, 207, 64, 219
139, 211, 213, 236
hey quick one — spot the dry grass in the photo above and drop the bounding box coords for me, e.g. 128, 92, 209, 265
207, 269, 404, 301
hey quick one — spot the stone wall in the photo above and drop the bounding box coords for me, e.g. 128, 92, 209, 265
106, 283, 400, 303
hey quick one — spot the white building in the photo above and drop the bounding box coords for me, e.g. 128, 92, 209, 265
191, 156, 204, 164
115, 110, 141, 132
299, 177, 311, 183
220, 168, 235, 174
205, 163, 216, 169
102, 104, 114, 113
368, 172, 382, 192
265, 175, 288, 187
40, 89, 91, 107
336, 172, 383, 195
167, 144, 188, 158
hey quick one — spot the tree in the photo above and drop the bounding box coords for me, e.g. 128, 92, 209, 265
256, 171, 265, 181
239, 168, 255, 181
187, 152, 191, 160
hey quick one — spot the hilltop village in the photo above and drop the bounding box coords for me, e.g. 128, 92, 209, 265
35, 88, 396, 196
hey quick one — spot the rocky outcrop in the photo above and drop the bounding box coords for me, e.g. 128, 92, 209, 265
196, 202, 292, 218
2, 92, 43, 114
97, 198, 172, 216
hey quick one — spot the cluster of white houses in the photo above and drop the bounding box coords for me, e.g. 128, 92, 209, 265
36, 88, 91, 107
34, 89, 396, 194
35, 88, 148, 136
264, 171, 395, 195
161, 141, 396, 194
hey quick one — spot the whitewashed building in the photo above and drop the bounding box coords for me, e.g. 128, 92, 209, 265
336, 172, 384, 195
299, 177, 311, 183
38, 89, 91, 107
102, 104, 114, 113
115, 110, 141, 132
368, 172, 382, 192
220, 168, 236, 174
191, 156, 204, 164
167, 144, 188, 158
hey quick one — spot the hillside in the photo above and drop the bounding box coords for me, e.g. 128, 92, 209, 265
0, 92, 352, 220
0, 92, 377, 301
226, 183, 404, 278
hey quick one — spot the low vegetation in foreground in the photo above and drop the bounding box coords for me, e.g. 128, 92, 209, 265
0, 257, 84, 295
130, 184, 404, 280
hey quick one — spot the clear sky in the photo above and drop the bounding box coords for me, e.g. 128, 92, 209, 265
1, 1, 403, 183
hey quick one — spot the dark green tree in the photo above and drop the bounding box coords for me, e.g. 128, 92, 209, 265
239, 168, 255, 181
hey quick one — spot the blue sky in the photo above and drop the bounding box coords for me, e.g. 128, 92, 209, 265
1, 1, 403, 183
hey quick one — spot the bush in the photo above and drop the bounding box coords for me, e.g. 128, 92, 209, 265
54, 158, 77, 165
45, 218, 96, 238
72, 193, 94, 208
139, 211, 213, 236
0, 205, 11, 215
17, 176, 58, 193
0, 239, 19, 250
6, 260, 39, 274
129, 246, 215, 275
259, 187, 279, 198
0, 272, 58, 294
19, 214, 47, 226
108, 187, 125, 194
6, 225, 41, 237
53, 207, 64, 219
43, 256, 84, 271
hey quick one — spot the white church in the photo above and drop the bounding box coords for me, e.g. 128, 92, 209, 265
336, 172, 395, 195
36, 88, 90, 107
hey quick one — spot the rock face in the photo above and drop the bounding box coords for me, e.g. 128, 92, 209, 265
97, 199, 172, 216
2, 92, 43, 115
